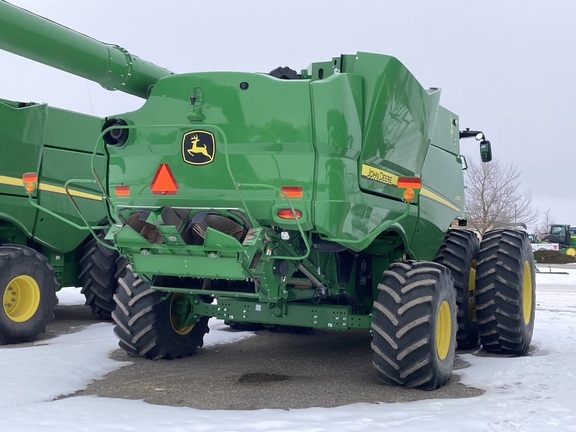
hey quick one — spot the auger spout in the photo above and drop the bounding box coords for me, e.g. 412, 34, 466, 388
0, 1, 172, 98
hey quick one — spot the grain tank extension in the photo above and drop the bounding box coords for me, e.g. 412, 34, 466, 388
2, 1, 536, 390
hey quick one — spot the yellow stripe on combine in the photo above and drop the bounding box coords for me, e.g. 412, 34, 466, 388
360, 165, 460, 212
38, 183, 102, 201
420, 188, 460, 212
0, 175, 102, 201
0, 175, 23, 187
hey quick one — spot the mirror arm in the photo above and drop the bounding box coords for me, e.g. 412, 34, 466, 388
459, 128, 486, 140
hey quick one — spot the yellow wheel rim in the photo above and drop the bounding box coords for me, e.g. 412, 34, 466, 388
3, 275, 41, 323
169, 294, 195, 335
468, 260, 477, 321
522, 260, 533, 325
566, 248, 576, 257
436, 300, 452, 360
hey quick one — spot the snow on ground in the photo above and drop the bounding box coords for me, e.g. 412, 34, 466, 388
1, 271, 576, 432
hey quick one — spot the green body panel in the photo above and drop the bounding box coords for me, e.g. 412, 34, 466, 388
99, 52, 465, 330
0, 99, 109, 286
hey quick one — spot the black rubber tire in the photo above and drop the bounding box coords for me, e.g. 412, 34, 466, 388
0, 245, 58, 344
371, 260, 457, 390
112, 260, 209, 359
78, 233, 119, 319
476, 229, 536, 355
434, 230, 480, 349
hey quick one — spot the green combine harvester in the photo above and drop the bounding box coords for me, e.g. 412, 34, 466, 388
1, 1, 536, 390
0, 1, 172, 344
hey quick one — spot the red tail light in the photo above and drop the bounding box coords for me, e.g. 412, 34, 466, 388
281, 186, 302, 198
277, 209, 302, 219
115, 185, 130, 196
397, 177, 421, 189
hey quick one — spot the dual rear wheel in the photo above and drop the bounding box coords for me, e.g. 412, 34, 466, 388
475, 229, 535, 354
371, 229, 536, 389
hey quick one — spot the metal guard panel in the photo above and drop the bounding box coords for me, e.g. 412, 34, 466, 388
130, 253, 251, 280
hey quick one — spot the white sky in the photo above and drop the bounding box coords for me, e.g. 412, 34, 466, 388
1, 0, 575, 226
1, 271, 575, 431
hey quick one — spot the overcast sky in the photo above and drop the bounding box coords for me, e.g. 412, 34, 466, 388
2, 0, 575, 229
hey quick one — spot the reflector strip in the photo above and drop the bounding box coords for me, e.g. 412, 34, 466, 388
115, 185, 130, 196
150, 164, 178, 195
398, 177, 421, 189
280, 186, 302, 198
22, 173, 38, 183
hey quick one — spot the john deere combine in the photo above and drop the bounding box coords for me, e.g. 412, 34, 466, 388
1, 1, 536, 390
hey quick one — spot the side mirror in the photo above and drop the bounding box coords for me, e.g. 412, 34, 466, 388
480, 140, 492, 162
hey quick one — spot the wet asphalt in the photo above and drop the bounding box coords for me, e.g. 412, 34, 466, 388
37, 302, 483, 410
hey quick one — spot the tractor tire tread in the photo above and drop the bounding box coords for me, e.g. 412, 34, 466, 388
434, 229, 480, 349
79, 233, 119, 319
475, 229, 535, 355
371, 260, 456, 390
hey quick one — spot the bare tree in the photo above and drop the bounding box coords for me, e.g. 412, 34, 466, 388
464, 160, 539, 235
534, 209, 554, 239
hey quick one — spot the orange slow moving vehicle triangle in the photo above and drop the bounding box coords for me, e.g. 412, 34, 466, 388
150, 163, 178, 195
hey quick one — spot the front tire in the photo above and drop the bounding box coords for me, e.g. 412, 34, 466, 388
476, 229, 536, 354
434, 230, 480, 349
0, 245, 58, 344
371, 261, 457, 390
112, 261, 209, 359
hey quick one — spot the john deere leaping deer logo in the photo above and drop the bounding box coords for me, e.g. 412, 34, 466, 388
182, 130, 215, 165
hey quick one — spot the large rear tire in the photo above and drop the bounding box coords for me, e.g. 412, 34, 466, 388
476, 229, 536, 354
0, 245, 58, 344
112, 260, 209, 359
79, 233, 119, 319
434, 229, 480, 349
371, 261, 457, 390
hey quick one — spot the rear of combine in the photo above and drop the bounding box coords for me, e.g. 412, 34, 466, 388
98, 54, 535, 389
1, 1, 536, 390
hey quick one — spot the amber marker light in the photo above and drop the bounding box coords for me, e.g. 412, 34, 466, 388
280, 186, 302, 198
277, 209, 302, 219
397, 177, 421, 202
403, 188, 416, 202
115, 185, 130, 196
22, 172, 37, 194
